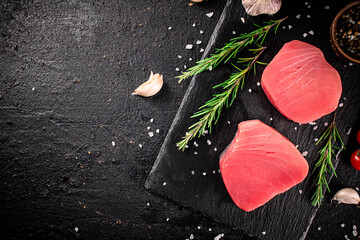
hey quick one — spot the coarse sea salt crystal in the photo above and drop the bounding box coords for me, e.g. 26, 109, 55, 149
325, 6, 330, 10
139, 144, 142, 148
314, 138, 318, 142
206, 12, 214, 18
288, 25, 292, 29
150, 118, 154, 123
185, 145, 189, 148
175, 67, 180, 71
191, 171, 195, 175
202, 172, 206, 176
296, 14, 301, 19
232, 31, 236, 35
208, 66, 213, 71
213, 170, 216, 174
184, 65, 187, 69
241, 17, 245, 23
270, 118, 273, 121
302, 151, 308, 157
156, 129, 159, 133
194, 151, 198, 155
309, 30, 314, 35
307, 15, 311, 18
353, 230, 358, 237
197, 226, 201, 230
356, 187, 359, 191
192, 23, 196, 27
282, 26, 286, 29
190, 234, 194, 240
257, 82, 260, 86
318, 227, 321, 231
214, 148, 217, 152
166, 218, 169, 221
147, 126, 151, 130
196, 40, 202, 45
303, 33, 308, 37
248, 89, 252, 93
203, 130, 209, 134
32, 87, 35, 91
262, 231, 266, 235
309, 122, 316, 125
200, 48, 204, 53
324, 122, 329, 127
214, 233, 225, 240
227, 121, 231, 124
194, 141, 198, 147
163, 182, 167, 186
146, 202, 150, 206
294, 127, 297, 130
189, 58, 192, 61
75, 227, 79, 232
200, 30, 204, 34
112, 141, 115, 146
313, 126, 318, 130
207, 140, 212, 145
299, 190, 303, 194
339, 103, 344, 107
186, 44, 193, 50
305, 2, 308, 5
341, 223, 345, 228
148, 132, 154, 137
168, 26, 172, 30
178, 55, 182, 59
296, 145, 299, 148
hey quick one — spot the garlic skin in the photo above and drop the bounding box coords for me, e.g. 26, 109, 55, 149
332, 188, 360, 205
242, 0, 282, 16
132, 71, 163, 97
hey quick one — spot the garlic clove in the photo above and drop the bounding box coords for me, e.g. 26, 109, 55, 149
132, 71, 164, 97
241, 0, 282, 16
332, 188, 360, 205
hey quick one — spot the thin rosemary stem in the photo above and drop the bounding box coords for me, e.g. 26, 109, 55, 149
176, 17, 287, 83
176, 47, 266, 151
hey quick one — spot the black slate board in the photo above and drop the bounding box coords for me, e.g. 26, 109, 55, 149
146, 1, 360, 239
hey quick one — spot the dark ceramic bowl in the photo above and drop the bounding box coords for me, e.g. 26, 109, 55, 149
330, 1, 360, 64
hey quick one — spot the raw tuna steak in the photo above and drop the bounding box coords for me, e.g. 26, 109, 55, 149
219, 120, 309, 212
261, 40, 342, 124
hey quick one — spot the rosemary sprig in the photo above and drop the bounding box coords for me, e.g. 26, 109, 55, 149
311, 114, 344, 207
176, 17, 287, 83
176, 47, 266, 151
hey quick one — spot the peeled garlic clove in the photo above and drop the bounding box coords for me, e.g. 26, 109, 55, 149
241, 0, 282, 16
332, 188, 360, 205
132, 71, 163, 97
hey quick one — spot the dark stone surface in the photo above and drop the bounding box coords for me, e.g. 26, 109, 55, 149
0, 0, 359, 240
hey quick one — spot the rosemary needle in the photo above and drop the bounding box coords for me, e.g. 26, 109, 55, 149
176, 17, 287, 83
311, 114, 344, 207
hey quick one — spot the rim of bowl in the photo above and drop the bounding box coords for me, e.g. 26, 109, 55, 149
330, 1, 360, 64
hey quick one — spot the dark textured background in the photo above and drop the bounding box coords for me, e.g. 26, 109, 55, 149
0, 0, 359, 239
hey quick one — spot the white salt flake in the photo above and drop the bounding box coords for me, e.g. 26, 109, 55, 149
307, 15, 311, 18
168, 26, 172, 30
270, 118, 273, 121
203, 130, 209, 134
146, 202, 150, 206
339, 103, 344, 107
196, 40, 202, 45
192, 23, 196, 27
248, 89, 252, 93
186, 44, 193, 50
32, 87, 35, 91
313, 126, 318, 130
296, 14, 301, 19
324, 122, 329, 127
241, 17, 245, 23
197, 226, 201, 230
208, 228, 212, 232
218, 169, 221, 173
75, 227, 79, 232
178, 55, 182, 59
341, 223, 345, 228
314, 138, 319, 142
184, 65, 187, 69
163, 182, 167, 186
214, 233, 225, 240
282, 26, 286, 29
207, 140, 212, 145
349, 63, 353, 66
166, 218, 169, 221
150, 118, 154, 123
185, 145, 189, 148
309, 122, 316, 125
257, 82, 260, 86
139, 144, 142, 148
353, 230, 358, 237
308, 30, 314, 36
206, 12, 214, 18
294, 127, 297, 130
345, 234, 349, 240
299, 190, 303, 194
200, 48, 204, 53
202, 172, 206, 176
191, 171, 195, 175
302, 151, 308, 156
232, 31, 236, 35
214, 148, 217, 152
147, 126, 151, 130
346, 127, 352, 135
111, 141, 115, 146
194, 141, 198, 147
318, 227, 321, 231
200, 30, 204, 34
308, 5, 311, 8
356, 187, 359, 191
156, 129, 160, 133
262, 231, 266, 235
296, 145, 299, 148
353, 225, 357, 230
305, 2, 308, 5
194, 151, 198, 155
227, 121, 231, 124
175, 67, 180, 71
190, 233, 194, 240
303, 33, 308, 38
288, 25, 292, 29
325, 6, 330, 10
189, 58, 193, 61
209, 66, 213, 71
148, 132, 154, 137
213, 170, 216, 174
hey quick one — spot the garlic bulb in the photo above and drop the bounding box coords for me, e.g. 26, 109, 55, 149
242, 0, 282, 16
332, 188, 360, 205
132, 71, 163, 97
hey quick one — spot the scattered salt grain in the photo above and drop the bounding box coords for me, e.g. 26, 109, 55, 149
208, 228, 212, 232
147, 126, 151, 130
32, 87, 35, 91
314, 138, 318, 142
325, 6, 330, 10
214, 148, 217, 152
168, 27, 172, 30
200, 30, 204, 34
294, 127, 297, 130
307, 5, 311, 8
196, 40, 202, 45
302, 151, 308, 156
146, 202, 150, 206
184, 65, 187, 69
241, 17, 245, 23
288, 25, 292, 29
318, 227, 321, 231
309, 122, 316, 125
192, 23, 196, 27
214, 233, 225, 240
139, 144, 142, 148
213, 170, 216, 174
111, 141, 115, 146
341, 223, 345, 228
166, 218, 169, 221
232, 31, 236, 35
197, 226, 201, 230
175, 67, 180, 71
207, 140, 212, 145
190, 234, 194, 240
313, 126, 318, 131
185, 145, 189, 148
189, 58, 193, 61
200, 48, 204, 53
296, 145, 299, 148
324, 122, 329, 127
163, 182, 167, 186
150, 118, 154, 123
270, 118, 273, 121
191, 171, 195, 175
346, 127, 352, 135
262, 231, 266, 235
349, 63, 353, 66
299, 190, 303, 194
356, 187, 359, 191
204, 130, 209, 134
227, 121, 231, 124
206, 12, 214, 18
303, 33, 308, 38
248, 89, 252, 93
148, 132, 154, 137
296, 14, 301, 19
209, 66, 213, 71
75, 227, 79, 232
257, 82, 260, 86
353, 225, 357, 230
202, 172, 206, 176
194, 151, 198, 155
194, 141, 198, 147
186, 44, 193, 50
178, 55, 182, 59
218, 169, 221, 173
156, 129, 159, 133
353, 230, 358, 237
339, 103, 344, 107
282, 26, 286, 29
307, 15, 311, 18
345, 234, 349, 240
305, 2, 308, 5
309, 30, 314, 35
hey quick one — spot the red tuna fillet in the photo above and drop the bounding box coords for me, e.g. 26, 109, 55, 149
261, 40, 342, 124
219, 120, 309, 212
